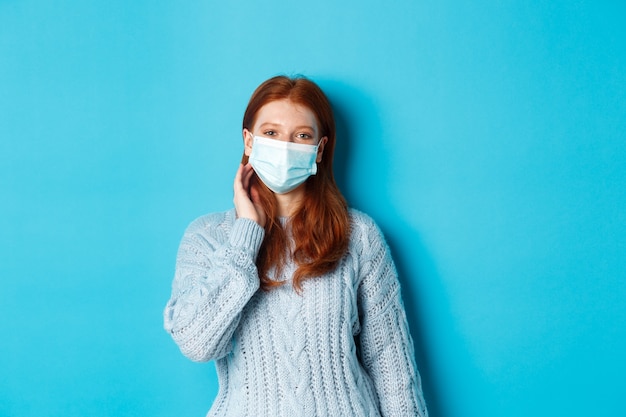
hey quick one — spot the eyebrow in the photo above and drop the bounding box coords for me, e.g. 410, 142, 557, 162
258, 122, 315, 131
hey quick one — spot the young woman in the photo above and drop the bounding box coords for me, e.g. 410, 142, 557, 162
164, 75, 428, 417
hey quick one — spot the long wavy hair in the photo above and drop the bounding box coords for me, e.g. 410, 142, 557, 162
241, 75, 350, 292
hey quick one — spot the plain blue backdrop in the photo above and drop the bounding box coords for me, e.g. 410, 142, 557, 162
1, 1, 625, 416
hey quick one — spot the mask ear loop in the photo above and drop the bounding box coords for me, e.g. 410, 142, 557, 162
244, 129, 255, 157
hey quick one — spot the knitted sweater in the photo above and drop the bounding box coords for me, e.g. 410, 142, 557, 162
164, 209, 428, 417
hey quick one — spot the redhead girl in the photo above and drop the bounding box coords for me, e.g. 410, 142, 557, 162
164, 75, 428, 417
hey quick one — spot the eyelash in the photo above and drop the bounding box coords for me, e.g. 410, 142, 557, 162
263, 131, 313, 140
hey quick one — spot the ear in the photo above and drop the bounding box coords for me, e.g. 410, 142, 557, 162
316, 136, 328, 163
243, 128, 253, 156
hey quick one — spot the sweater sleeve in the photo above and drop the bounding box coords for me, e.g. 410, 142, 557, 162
355, 217, 428, 417
163, 214, 264, 362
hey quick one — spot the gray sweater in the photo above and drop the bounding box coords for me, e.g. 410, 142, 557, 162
164, 208, 428, 417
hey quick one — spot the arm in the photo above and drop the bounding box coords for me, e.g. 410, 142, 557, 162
163, 214, 264, 362
356, 218, 428, 417
164, 163, 266, 362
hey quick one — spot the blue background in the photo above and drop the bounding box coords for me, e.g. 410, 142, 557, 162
1, 1, 625, 416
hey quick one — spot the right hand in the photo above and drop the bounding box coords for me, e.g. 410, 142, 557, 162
233, 163, 266, 228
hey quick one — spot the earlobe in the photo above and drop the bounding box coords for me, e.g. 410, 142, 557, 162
316, 136, 328, 163
243, 129, 253, 156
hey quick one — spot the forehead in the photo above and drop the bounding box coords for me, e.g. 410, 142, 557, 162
254, 99, 318, 130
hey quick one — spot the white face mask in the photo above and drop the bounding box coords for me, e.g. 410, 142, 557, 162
248, 136, 319, 194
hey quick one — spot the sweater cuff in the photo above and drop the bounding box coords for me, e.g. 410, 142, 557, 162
229, 217, 265, 256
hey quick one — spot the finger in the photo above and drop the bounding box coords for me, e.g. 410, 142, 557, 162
234, 163, 243, 189
248, 186, 266, 227
241, 164, 255, 191
235, 164, 250, 196
249, 182, 260, 205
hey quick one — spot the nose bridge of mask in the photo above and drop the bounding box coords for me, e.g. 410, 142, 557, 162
256, 138, 290, 165
252, 135, 319, 154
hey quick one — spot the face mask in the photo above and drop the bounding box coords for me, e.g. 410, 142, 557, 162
248, 136, 319, 194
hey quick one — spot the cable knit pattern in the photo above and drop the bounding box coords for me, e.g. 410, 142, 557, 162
164, 209, 428, 417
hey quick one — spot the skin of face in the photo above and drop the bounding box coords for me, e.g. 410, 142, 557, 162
239, 99, 329, 215
243, 99, 327, 163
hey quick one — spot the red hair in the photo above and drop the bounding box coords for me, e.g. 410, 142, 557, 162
241, 75, 350, 292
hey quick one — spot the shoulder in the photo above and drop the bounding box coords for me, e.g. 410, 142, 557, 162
348, 208, 388, 254
183, 209, 237, 238
349, 208, 384, 237
347, 209, 399, 299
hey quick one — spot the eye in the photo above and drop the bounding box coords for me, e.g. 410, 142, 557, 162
263, 130, 277, 136
296, 133, 313, 140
